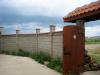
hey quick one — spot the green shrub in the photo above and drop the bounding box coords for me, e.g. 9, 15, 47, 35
47, 58, 62, 73
31, 52, 51, 64
67, 72, 78, 75
16, 49, 30, 57
0, 50, 11, 55
10, 50, 17, 55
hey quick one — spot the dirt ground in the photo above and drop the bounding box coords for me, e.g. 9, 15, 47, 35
81, 71, 100, 75
85, 44, 100, 50
0, 54, 61, 75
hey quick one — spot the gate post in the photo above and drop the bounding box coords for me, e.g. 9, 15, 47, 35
76, 20, 85, 55
76, 20, 85, 72
63, 25, 85, 75
76, 20, 85, 28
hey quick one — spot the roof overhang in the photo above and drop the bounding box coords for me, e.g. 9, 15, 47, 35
63, 0, 100, 23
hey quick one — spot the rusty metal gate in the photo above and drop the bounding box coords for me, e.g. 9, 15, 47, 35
63, 25, 85, 75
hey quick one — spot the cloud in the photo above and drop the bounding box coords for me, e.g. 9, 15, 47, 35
0, 13, 63, 25
0, 0, 99, 37
2, 20, 100, 37
0, 0, 98, 24
85, 25, 100, 37
0, 0, 98, 17
2, 22, 63, 34
85, 20, 100, 27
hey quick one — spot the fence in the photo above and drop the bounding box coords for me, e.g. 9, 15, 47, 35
0, 25, 63, 58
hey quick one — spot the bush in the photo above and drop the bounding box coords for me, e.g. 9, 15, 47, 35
31, 52, 51, 64
0, 50, 11, 55
16, 49, 30, 57
47, 58, 62, 73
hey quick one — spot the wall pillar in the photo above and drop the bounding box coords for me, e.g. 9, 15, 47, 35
76, 20, 85, 28
76, 20, 85, 46
0, 27, 4, 35
76, 20, 85, 36
36, 28, 40, 34
16, 30, 20, 34
50, 25, 55, 33
16, 29, 20, 50
0, 32, 2, 51
36, 28, 40, 53
0, 27, 4, 51
50, 25, 56, 57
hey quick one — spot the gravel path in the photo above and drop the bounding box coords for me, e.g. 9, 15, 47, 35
0, 54, 61, 75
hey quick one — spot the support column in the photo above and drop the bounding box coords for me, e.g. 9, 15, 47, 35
76, 20, 85, 71
16, 29, 20, 50
76, 20, 85, 38
16, 29, 20, 34
0, 27, 4, 51
0, 27, 4, 35
76, 20, 85, 28
36, 28, 40, 53
50, 25, 55, 57
76, 20, 85, 49
0, 32, 1, 51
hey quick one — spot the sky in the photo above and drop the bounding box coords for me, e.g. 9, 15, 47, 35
0, 0, 100, 37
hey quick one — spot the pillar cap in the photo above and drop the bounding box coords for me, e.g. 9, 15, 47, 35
50, 25, 55, 27
0, 27, 4, 32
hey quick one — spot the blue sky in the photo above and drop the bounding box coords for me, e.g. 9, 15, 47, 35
0, 0, 100, 37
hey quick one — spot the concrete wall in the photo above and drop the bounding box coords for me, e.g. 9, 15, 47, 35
0, 31, 63, 58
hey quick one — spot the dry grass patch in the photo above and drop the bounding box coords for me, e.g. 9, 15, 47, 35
88, 49, 100, 64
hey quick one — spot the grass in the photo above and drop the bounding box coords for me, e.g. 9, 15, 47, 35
0, 49, 62, 73
31, 51, 52, 64
88, 49, 100, 64
47, 58, 62, 73
86, 38, 100, 64
85, 38, 100, 44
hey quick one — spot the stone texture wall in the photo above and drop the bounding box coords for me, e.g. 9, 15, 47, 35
0, 31, 63, 58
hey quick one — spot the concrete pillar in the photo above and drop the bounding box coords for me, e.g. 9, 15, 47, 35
0, 27, 4, 35
16, 29, 20, 50
16, 29, 20, 34
36, 28, 40, 34
76, 20, 85, 28
0, 32, 1, 50
76, 20, 85, 52
0, 27, 4, 51
0, 32, 1, 35
49, 25, 56, 58
36, 28, 40, 53
50, 25, 56, 33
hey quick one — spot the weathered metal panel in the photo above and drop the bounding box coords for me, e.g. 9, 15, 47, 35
63, 25, 85, 75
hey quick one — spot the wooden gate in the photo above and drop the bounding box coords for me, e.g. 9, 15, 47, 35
63, 25, 85, 75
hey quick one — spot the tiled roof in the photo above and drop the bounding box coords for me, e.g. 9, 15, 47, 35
63, 0, 100, 22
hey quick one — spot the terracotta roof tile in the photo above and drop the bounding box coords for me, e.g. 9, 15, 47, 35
65, 0, 100, 18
